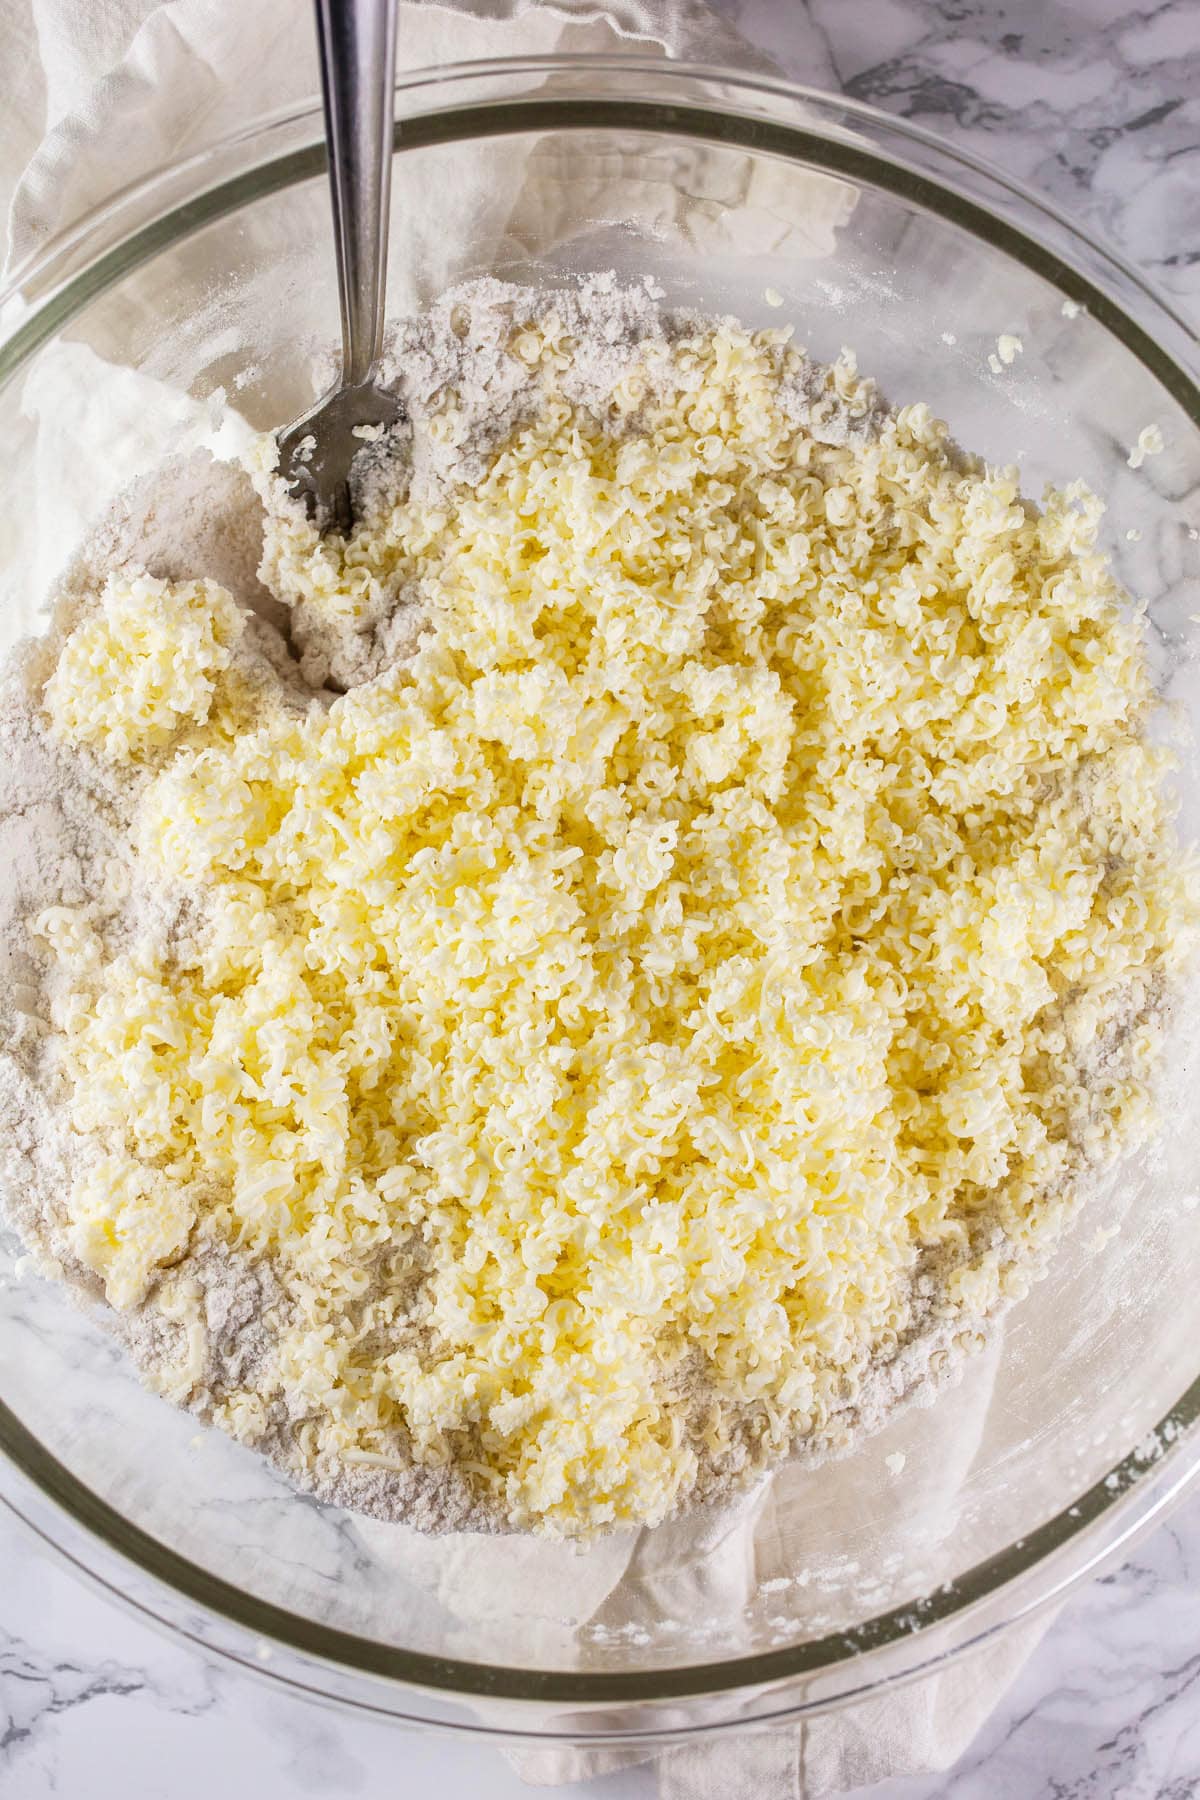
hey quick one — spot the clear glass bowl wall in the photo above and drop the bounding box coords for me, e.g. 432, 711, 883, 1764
0, 59, 1198, 1741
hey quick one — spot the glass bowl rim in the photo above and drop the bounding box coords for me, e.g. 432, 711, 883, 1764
1, 51, 1198, 1722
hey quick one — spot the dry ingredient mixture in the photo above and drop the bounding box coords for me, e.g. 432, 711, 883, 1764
0, 276, 1195, 1538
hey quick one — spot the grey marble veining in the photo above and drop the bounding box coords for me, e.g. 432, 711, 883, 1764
3, 2, 1199, 1797
4, 1491, 1200, 1799
727, 0, 1200, 313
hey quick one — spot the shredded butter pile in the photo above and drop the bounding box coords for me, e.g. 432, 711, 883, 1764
36, 318, 1196, 1534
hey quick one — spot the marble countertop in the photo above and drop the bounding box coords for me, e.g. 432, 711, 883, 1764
3, 2, 1198, 1797
6, 1490, 1199, 1800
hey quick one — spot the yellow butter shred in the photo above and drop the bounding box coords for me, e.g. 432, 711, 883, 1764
65, 1154, 196, 1311
36, 323, 1198, 1535
44, 571, 242, 761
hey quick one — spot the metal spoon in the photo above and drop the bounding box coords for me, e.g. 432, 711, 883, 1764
277, 0, 403, 536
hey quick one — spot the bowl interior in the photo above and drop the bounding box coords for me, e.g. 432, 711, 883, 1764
1, 75, 1198, 1728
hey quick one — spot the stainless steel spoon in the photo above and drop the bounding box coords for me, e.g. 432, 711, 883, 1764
277, 0, 403, 536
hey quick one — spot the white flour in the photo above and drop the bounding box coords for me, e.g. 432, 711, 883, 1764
0, 277, 1175, 1536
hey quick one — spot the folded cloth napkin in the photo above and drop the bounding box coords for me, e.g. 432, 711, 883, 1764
0, 2, 1061, 1794
1, 0, 780, 273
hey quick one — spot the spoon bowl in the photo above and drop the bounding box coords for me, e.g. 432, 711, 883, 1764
277, 378, 403, 535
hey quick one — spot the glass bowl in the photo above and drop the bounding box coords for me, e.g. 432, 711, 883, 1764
0, 56, 1198, 1744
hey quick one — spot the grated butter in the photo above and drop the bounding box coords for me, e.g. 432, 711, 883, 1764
34, 319, 1198, 1535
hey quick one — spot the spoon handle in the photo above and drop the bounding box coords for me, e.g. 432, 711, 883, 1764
314, 0, 398, 388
